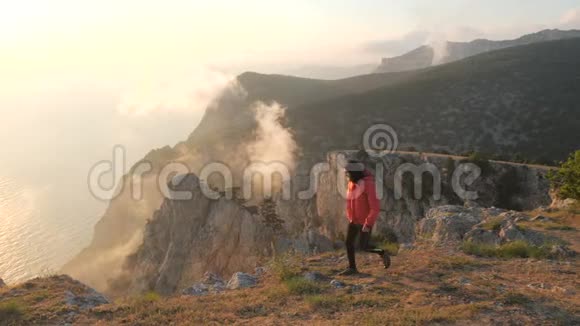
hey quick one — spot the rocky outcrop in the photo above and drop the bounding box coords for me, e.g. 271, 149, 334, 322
113, 174, 275, 295
318, 150, 552, 244
550, 196, 578, 210
226, 272, 258, 290
417, 204, 567, 252
417, 205, 485, 243
65, 288, 109, 311
181, 272, 226, 296
465, 213, 557, 247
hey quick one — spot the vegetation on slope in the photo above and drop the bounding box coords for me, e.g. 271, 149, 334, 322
549, 150, 580, 200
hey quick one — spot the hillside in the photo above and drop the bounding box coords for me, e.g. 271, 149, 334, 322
192, 37, 580, 163
289, 38, 580, 162
4, 204, 579, 325
375, 29, 580, 73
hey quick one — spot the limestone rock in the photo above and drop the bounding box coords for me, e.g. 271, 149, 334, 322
254, 267, 267, 277
550, 197, 578, 210
303, 271, 328, 282
550, 245, 576, 259
418, 205, 484, 242
465, 212, 558, 247
227, 272, 257, 289
64, 288, 109, 310
330, 279, 346, 289
118, 174, 274, 295
182, 272, 226, 296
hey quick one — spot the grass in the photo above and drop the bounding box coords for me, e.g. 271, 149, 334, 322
536, 222, 575, 231
379, 241, 400, 255
502, 292, 530, 305
429, 255, 486, 270
481, 217, 503, 232
269, 253, 301, 281
283, 277, 325, 295
461, 240, 552, 259
138, 291, 161, 303
0, 300, 25, 320
305, 295, 345, 311
357, 303, 482, 325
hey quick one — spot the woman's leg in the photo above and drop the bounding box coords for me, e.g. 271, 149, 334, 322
345, 223, 360, 269
359, 227, 384, 255
360, 227, 391, 269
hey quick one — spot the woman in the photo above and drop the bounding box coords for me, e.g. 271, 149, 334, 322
339, 160, 390, 275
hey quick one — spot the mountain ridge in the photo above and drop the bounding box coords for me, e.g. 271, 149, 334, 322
375, 28, 580, 73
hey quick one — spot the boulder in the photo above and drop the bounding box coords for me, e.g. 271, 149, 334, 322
254, 267, 267, 277
417, 205, 484, 242
227, 272, 257, 289
182, 272, 226, 296
303, 271, 328, 282
550, 197, 578, 210
463, 228, 501, 245
550, 245, 576, 259
64, 288, 109, 310
330, 279, 346, 289
465, 213, 557, 246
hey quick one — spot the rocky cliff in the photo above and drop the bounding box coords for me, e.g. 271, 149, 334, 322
112, 174, 274, 295
107, 151, 552, 295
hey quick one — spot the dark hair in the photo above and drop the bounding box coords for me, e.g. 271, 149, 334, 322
345, 160, 365, 183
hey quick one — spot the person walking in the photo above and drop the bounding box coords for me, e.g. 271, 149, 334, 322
339, 160, 390, 275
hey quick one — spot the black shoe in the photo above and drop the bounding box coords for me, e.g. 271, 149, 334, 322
338, 267, 359, 276
382, 252, 391, 269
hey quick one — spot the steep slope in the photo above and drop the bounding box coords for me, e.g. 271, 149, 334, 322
291, 38, 580, 161
375, 29, 580, 73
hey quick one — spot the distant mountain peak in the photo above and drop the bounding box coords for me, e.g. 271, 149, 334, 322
375, 29, 580, 73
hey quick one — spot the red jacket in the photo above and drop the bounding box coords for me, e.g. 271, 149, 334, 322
346, 171, 380, 228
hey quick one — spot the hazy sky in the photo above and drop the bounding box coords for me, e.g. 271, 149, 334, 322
2, 0, 580, 92
1, 0, 579, 182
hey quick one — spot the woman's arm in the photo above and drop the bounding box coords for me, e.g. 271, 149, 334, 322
363, 177, 380, 230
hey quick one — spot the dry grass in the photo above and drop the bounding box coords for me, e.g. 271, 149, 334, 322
461, 240, 553, 259
2, 207, 578, 325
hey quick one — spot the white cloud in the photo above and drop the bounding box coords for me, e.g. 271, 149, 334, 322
117, 67, 232, 116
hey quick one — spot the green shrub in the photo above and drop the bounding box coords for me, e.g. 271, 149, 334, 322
0, 300, 24, 320
139, 291, 161, 303
548, 150, 580, 200
283, 277, 325, 295
502, 292, 530, 305
270, 253, 301, 281
461, 240, 551, 259
481, 217, 503, 231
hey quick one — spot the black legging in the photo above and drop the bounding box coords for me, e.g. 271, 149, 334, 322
345, 223, 384, 269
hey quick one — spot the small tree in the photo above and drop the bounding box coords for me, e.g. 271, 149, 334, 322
548, 150, 580, 200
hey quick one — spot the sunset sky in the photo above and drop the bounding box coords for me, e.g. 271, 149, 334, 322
1, 0, 579, 181
2, 0, 580, 94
